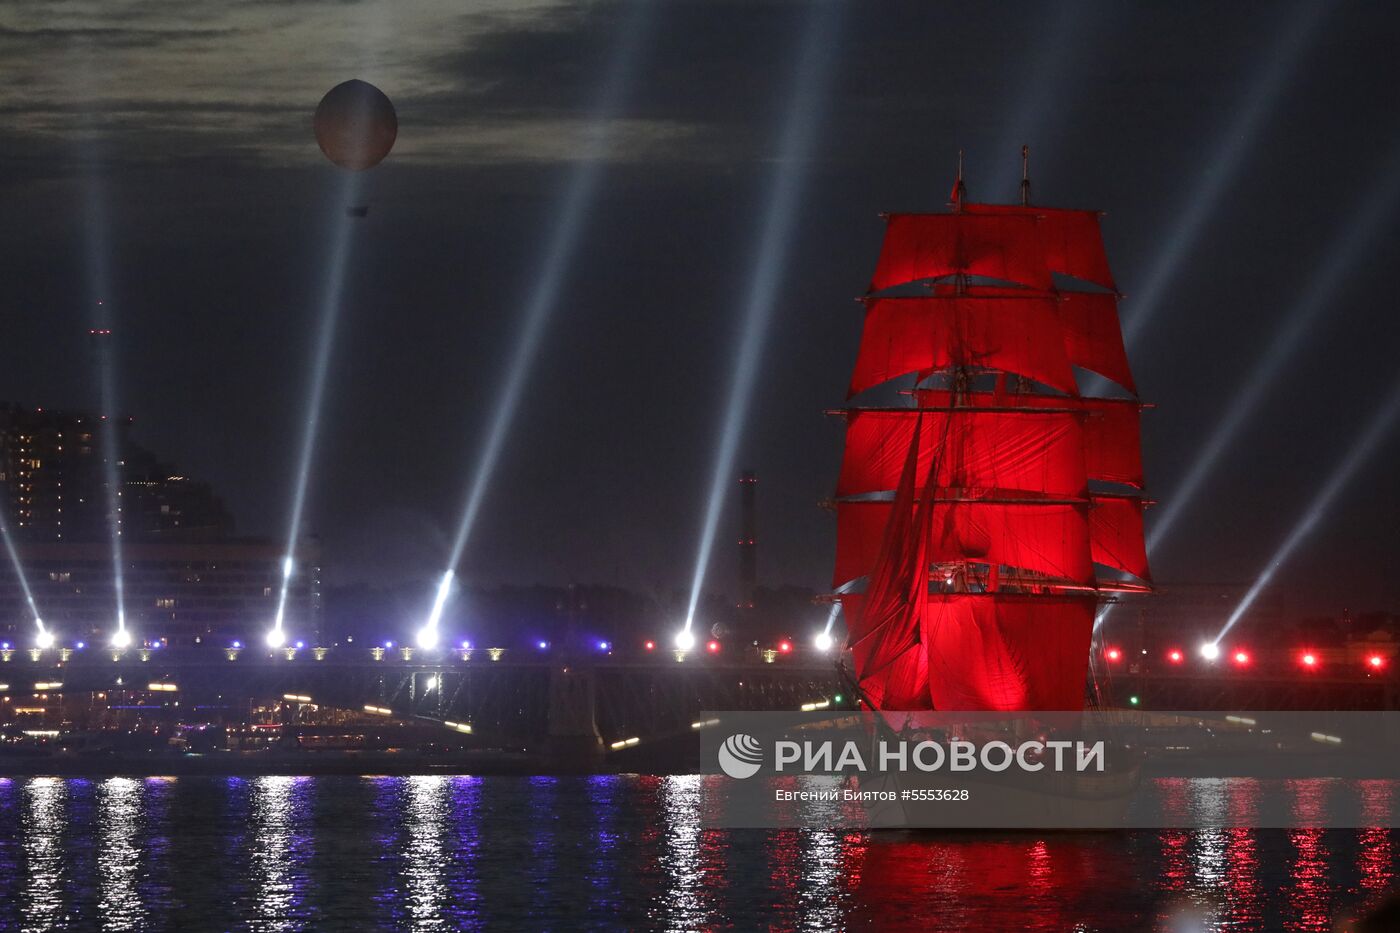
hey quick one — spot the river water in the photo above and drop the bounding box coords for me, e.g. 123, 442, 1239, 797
0, 774, 1395, 931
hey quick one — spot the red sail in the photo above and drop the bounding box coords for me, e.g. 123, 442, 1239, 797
1058, 291, 1136, 393
1090, 494, 1152, 581
844, 413, 934, 710
923, 594, 1096, 710
834, 498, 1093, 588
916, 390, 1143, 489
842, 594, 931, 710
849, 295, 1074, 396
837, 408, 1088, 499
870, 214, 1053, 292
836, 185, 1152, 713
965, 203, 1117, 292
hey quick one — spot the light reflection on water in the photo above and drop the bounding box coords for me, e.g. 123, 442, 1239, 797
402, 775, 449, 932
21, 776, 66, 933
248, 775, 311, 932
98, 777, 144, 930
0, 775, 1394, 930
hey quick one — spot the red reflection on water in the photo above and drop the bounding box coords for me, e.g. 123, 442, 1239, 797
842, 834, 1141, 930
1286, 828, 1331, 932
1222, 828, 1261, 929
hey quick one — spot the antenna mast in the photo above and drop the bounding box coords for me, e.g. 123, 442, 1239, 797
950, 150, 967, 212
1020, 145, 1031, 206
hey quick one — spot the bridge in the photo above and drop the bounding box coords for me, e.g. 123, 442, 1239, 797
0, 644, 846, 758
3, 643, 1396, 765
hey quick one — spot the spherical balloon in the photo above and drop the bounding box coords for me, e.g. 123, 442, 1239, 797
313, 79, 397, 171
710, 622, 730, 640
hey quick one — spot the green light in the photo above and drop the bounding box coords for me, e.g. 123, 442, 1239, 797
1129, 696, 1140, 706
833, 694, 843, 704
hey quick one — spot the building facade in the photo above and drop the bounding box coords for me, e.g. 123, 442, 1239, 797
0, 539, 321, 648
0, 402, 317, 646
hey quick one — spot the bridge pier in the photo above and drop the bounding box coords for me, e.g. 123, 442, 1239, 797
546, 666, 603, 763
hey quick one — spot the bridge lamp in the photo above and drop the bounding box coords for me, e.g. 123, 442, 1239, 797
674, 629, 696, 651
415, 626, 440, 651
110, 627, 132, 649
813, 631, 834, 653
265, 627, 287, 650
1200, 642, 1221, 662
35, 627, 55, 650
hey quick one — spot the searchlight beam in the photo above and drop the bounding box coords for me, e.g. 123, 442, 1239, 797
1119, 0, 1328, 352
270, 171, 364, 648
419, 2, 653, 647
680, 2, 841, 638
1098, 148, 1400, 633
1215, 375, 1400, 644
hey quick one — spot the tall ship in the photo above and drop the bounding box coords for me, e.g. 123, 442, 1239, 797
834, 151, 1152, 713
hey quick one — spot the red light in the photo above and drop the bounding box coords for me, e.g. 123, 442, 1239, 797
706, 640, 720, 654
1300, 652, 1317, 668
1232, 650, 1250, 666
644, 640, 655, 651
1167, 649, 1183, 663
778, 641, 792, 654
1369, 654, 1385, 669
1105, 647, 1122, 662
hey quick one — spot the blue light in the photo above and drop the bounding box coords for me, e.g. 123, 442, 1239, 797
682, 1, 841, 632
295, 640, 305, 649
0, 642, 8, 650
75, 642, 85, 650
461, 640, 472, 650
384, 640, 394, 649
232, 641, 242, 649
597, 640, 610, 652
537, 640, 549, 651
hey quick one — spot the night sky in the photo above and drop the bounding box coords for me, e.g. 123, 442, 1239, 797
3, 1, 1399, 615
